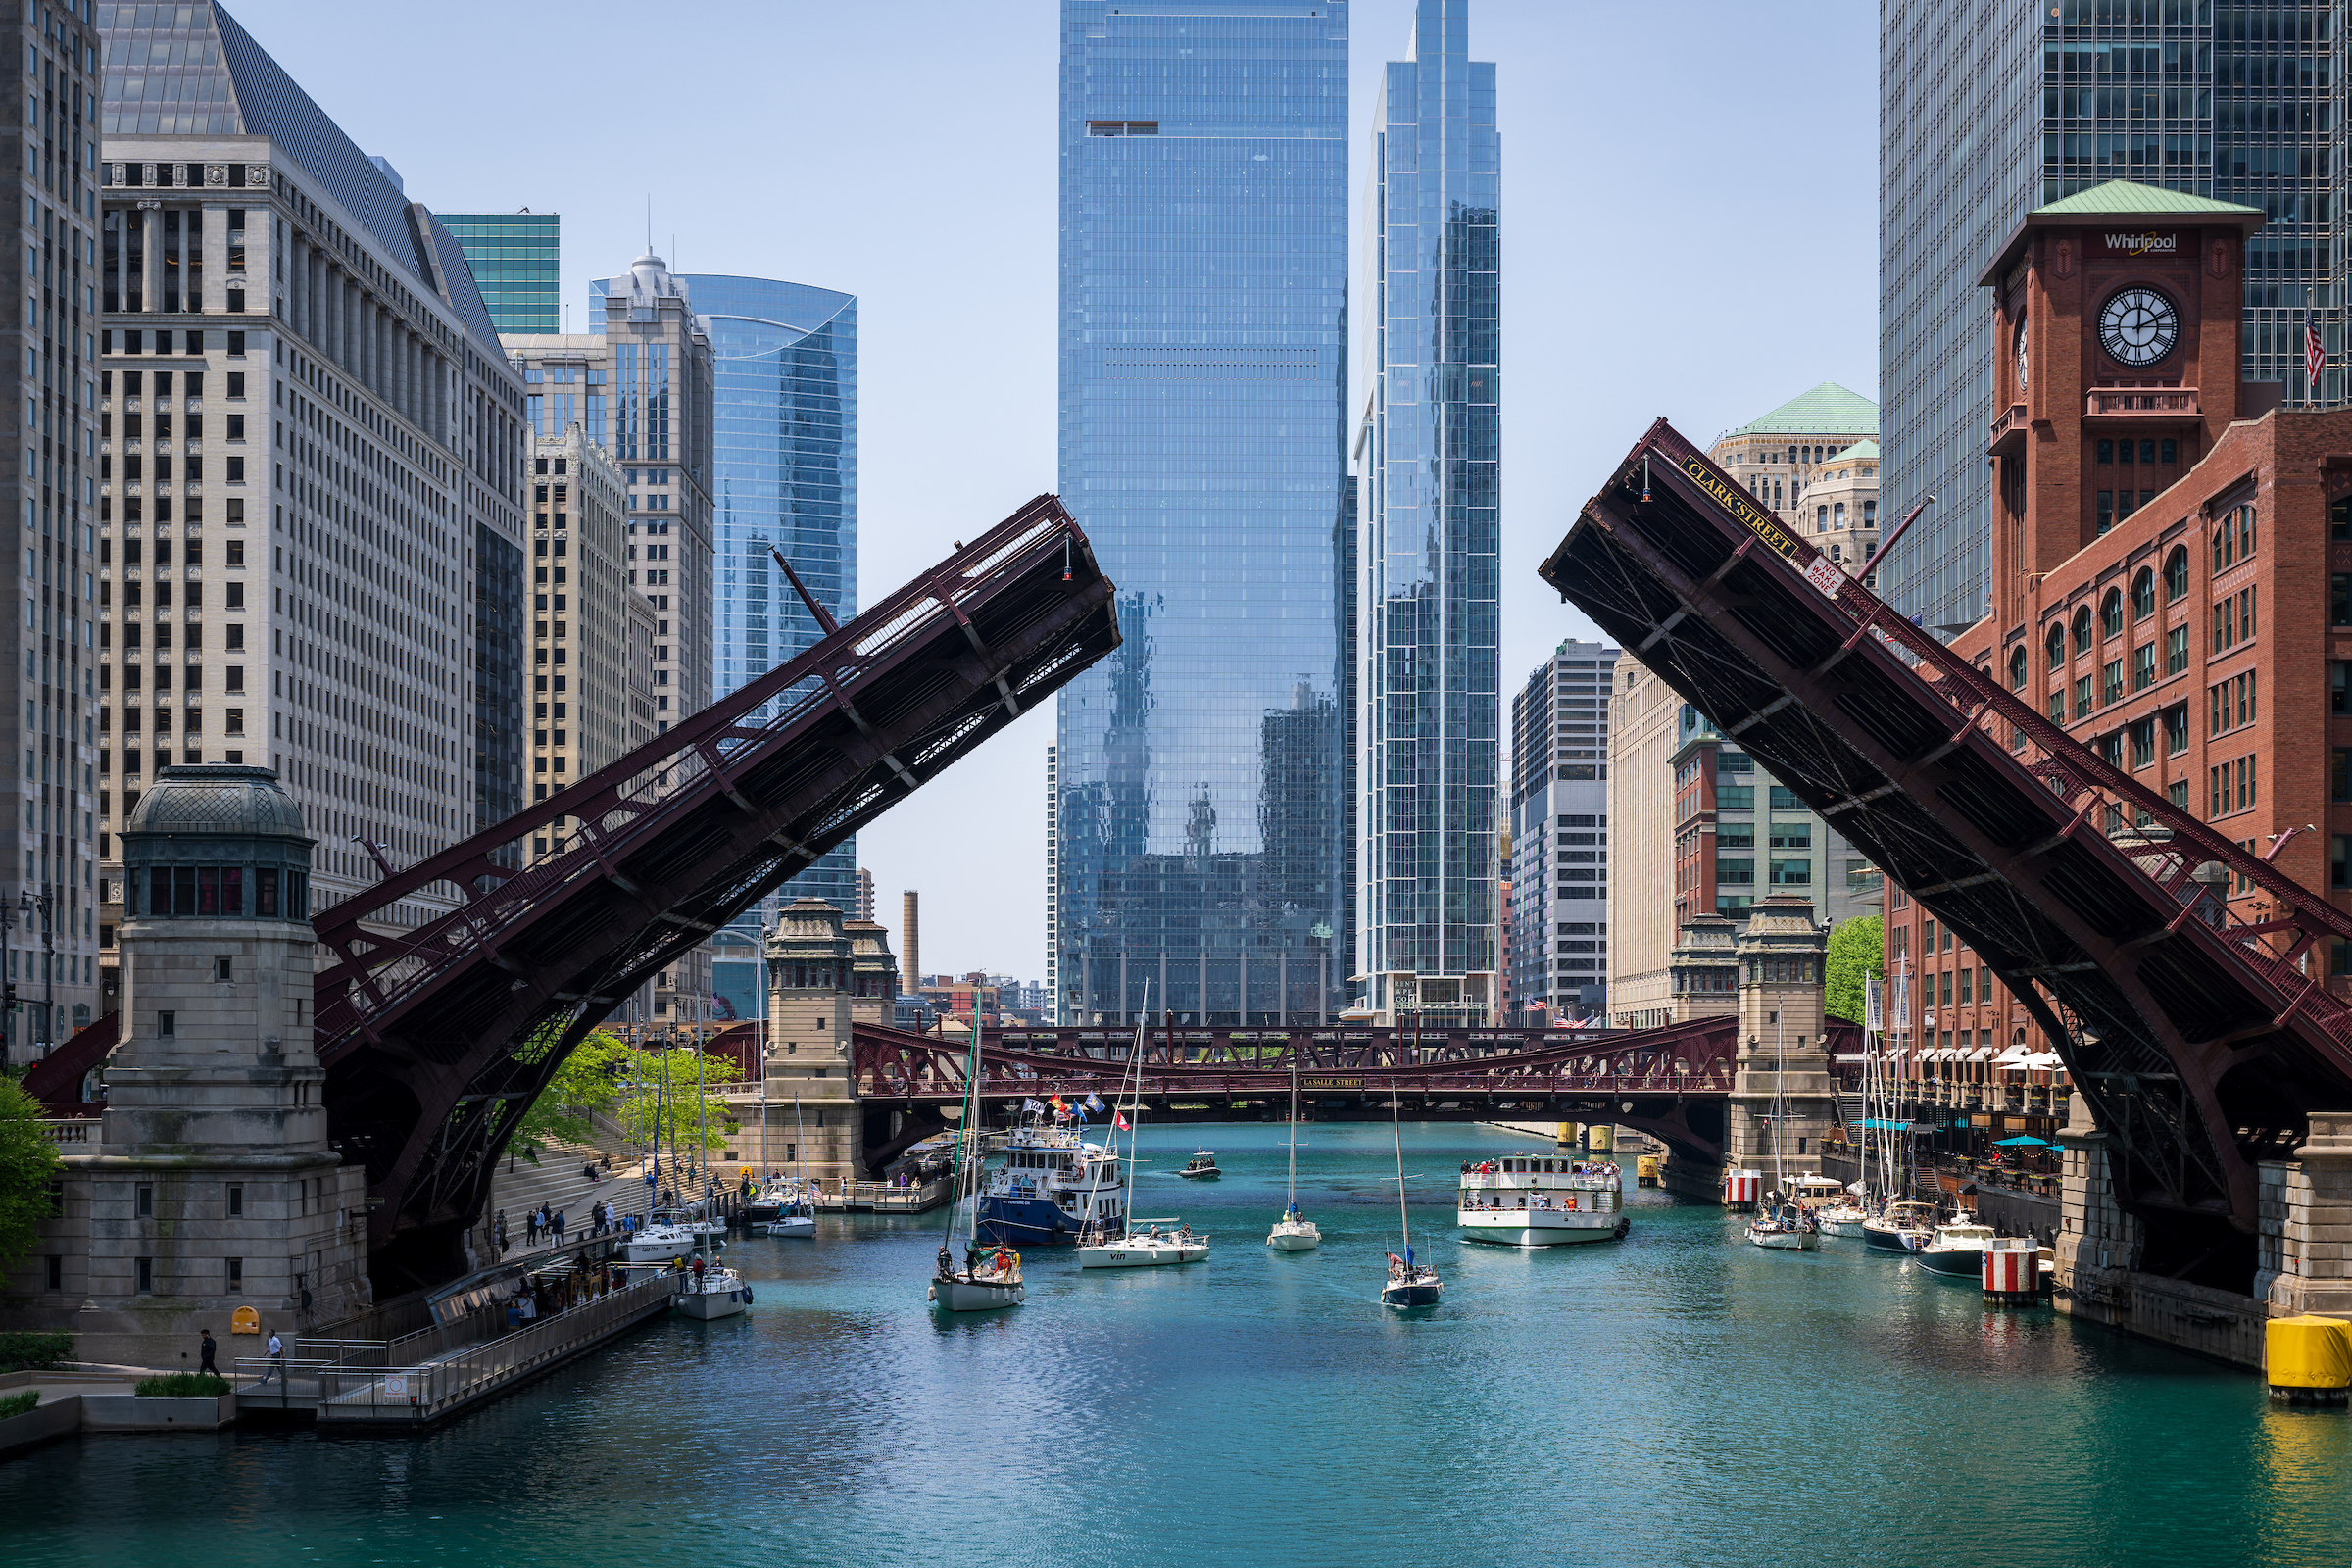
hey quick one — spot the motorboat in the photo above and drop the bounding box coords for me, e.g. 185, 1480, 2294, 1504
979, 1123, 1127, 1247
1863, 1200, 1939, 1254
618, 1223, 697, 1264
672, 1263, 751, 1320
1078, 1219, 1209, 1268
1914, 1218, 1998, 1277
760, 1193, 817, 1239
1177, 1150, 1223, 1180
1458, 1154, 1629, 1247
1266, 1057, 1321, 1250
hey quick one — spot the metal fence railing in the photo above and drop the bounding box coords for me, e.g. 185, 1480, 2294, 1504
312, 1274, 673, 1422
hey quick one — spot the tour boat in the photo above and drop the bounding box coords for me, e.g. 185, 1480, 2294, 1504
978, 1124, 1127, 1248
1456, 1154, 1630, 1247
928, 993, 1025, 1312
672, 1263, 751, 1320
1913, 1217, 1997, 1277
1267, 1057, 1321, 1250
1380, 1086, 1443, 1308
1177, 1150, 1222, 1180
1863, 1200, 1939, 1254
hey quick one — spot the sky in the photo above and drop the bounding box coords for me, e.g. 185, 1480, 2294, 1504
220, 0, 1878, 982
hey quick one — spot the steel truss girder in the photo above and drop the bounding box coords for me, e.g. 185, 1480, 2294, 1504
1544, 420, 2352, 1235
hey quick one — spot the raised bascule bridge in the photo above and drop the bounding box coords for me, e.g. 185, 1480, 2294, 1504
29, 498, 1120, 1288
843, 1014, 1863, 1178
1543, 418, 2352, 1306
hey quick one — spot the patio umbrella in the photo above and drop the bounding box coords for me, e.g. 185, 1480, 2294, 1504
1994, 1135, 2050, 1148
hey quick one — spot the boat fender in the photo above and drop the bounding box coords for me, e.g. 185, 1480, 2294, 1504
743, 1287, 755, 1304
1614, 1217, 1631, 1240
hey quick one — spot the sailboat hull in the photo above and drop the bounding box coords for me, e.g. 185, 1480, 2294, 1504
929, 1274, 1025, 1310
1382, 1280, 1444, 1308
760, 1216, 816, 1238
1265, 1223, 1320, 1251
1078, 1238, 1208, 1267
673, 1282, 751, 1319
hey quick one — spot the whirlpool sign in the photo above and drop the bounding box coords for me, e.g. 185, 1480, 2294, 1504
2104, 230, 2180, 257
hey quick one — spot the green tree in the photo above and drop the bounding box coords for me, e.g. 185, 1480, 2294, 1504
1825, 914, 1884, 1025
505, 1030, 740, 1159
0, 1077, 63, 1275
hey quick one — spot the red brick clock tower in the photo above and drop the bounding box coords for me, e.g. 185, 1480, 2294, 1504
1979, 181, 2267, 633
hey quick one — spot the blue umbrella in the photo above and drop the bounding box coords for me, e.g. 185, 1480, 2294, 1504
1993, 1135, 2050, 1147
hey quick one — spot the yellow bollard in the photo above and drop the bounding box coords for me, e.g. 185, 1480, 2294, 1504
2266, 1315, 2352, 1405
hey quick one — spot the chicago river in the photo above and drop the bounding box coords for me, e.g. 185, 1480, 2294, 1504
6, 1122, 2348, 1567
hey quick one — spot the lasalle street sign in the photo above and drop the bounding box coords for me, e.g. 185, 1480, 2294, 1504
2103, 230, 2180, 258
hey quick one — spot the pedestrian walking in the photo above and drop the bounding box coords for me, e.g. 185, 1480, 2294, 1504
496, 1209, 510, 1256
552, 1208, 565, 1245
199, 1329, 219, 1376
257, 1331, 284, 1388
524, 1207, 539, 1246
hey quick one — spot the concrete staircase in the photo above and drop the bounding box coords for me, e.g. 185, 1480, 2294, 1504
472, 1124, 659, 1266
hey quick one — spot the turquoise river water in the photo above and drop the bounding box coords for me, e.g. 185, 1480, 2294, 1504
5, 1120, 2350, 1567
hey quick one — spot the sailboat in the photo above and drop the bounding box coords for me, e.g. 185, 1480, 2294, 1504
675, 1028, 750, 1318
1079, 988, 1209, 1268
1266, 1053, 1319, 1250
760, 1094, 817, 1238
1745, 1017, 1818, 1251
930, 985, 1024, 1310
1380, 1082, 1442, 1307
1817, 969, 1882, 1238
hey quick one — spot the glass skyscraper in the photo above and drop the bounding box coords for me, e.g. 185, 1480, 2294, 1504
1879, 0, 2335, 633
669, 274, 858, 916
442, 212, 561, 334
1054, 0, 1350, 1027
1356, 0, 1499, 1027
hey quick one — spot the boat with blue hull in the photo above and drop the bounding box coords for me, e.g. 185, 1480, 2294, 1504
977, 1124, 1126, 1248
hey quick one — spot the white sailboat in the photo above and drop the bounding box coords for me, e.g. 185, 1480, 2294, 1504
930, 987, 1023, 1310
1746, 1018, 1818, 1251
760, 1095, 818, 1239
1380, 1084, 1442, 1307
674, 1028, 748, 1319
1079, 988, 1211, 1269
1266, 1053, 1320, 1250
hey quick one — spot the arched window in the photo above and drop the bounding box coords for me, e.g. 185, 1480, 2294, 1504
2164, 544, 2189, 602
2100, 588, 2124, 640
2009, 647, 2029, 692
2132, 566, 2155, 620
2213, 503, 2255, 573
2046, 622, 2066, 673
1830, 542, 1843, 563
2071, 607, 2093, 655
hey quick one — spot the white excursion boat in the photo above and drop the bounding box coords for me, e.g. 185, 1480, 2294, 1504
1079, 1219, 1209, 1268
1266, 1055, 1320, 1251
1457, 1154, 1629, 1247
673, 1264, 751, 1320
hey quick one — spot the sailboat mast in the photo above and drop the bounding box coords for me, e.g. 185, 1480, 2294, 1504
1392, 1077, 1410, 1253
1773, 1014, 1787, 1192
1287, 1053, 1299, 1209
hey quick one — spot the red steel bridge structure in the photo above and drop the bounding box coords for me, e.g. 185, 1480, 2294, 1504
28, 497, 1121, 1287
1544, 418, 2352, 1293
840, 1015, 1864, 1175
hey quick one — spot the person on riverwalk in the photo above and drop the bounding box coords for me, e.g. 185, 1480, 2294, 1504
256, 1331, 284, 1387
551, 1209, 566, 1245
496, 1210, 510, 1256
524, 1208, 540, 1247
199, 1329, 219, 1376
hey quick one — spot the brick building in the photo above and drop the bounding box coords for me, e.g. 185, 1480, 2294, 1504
1885, 177, 2352, 1132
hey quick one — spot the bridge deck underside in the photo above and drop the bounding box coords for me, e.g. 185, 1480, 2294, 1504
1542, 423, 2352, 1282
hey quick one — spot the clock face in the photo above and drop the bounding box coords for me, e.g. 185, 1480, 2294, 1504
2098, 287, 2180, 367
2014, 316, 2030, 392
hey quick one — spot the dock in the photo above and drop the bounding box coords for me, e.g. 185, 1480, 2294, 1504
816, 1175, 950, 1213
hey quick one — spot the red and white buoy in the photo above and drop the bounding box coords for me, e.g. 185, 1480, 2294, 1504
1982, 1239, 2041, 1303
1725, 1170, 1762, 1210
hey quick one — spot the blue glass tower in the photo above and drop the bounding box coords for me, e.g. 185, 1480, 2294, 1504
597, 272, 858, 923
1054, 0, 1350, 1027
1357, 0, 1498, 1027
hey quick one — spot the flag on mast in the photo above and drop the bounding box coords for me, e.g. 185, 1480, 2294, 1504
2308, 301, 2328, 396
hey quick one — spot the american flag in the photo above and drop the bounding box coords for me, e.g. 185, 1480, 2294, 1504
2309, 306, 2328, 395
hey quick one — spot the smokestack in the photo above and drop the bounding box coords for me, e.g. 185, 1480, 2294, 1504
902, 890, 920, 993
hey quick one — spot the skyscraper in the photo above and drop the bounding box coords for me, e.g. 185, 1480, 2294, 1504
1507, 641, 1618, 1023
94, 2, 530, 975
1879, 1, 2334, 635
668, 273, 857, 915
1356, 0, 1499, 1028
441, 212, 561, 335
1054, 0, 1350, 1028
2, 0, 101, 1059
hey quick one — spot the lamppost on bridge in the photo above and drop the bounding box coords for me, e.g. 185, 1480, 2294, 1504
17, 884, 54, 1056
